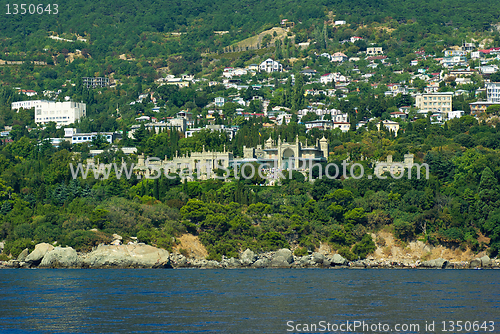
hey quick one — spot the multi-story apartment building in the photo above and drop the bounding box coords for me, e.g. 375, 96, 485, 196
415, 92, 453, 113
486, 82, 500, 103
16, 100, 87, 125
11, 100, 45, 111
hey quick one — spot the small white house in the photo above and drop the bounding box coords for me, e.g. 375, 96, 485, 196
259, 58, 282, 73
331, 52, 348, 62
215, 97, 225, 107
447, 110, 465, 120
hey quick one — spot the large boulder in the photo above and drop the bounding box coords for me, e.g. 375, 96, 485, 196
469, 259, 481, 268
331, 254, 348, 266
252, 258, 270, 268
226, 257, 241, 268
312, 252, 325, 264
25, 243, 54, 266
240, 249, 257, 265
270, 257, 291, 268
480, 255, 491, 268
82, 244, 171, 268
273, 249, 293, 264
298, 255, 312, 266
421, 258, 448, 269
201, 260, 221, 269
39, 247, 80, 268
17, 248, 29, 262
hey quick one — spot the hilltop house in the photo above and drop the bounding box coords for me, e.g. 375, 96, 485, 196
331, 52, 348, 62
259, 59, 282, 73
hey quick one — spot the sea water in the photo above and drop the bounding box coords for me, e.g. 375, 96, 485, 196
0, 269, 498, 333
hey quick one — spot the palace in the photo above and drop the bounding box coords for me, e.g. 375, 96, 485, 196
134, 135, 329, 178
242, 135, 329, 169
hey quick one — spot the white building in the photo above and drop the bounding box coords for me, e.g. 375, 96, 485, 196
333, 122, 351, 132
479, 65, 498, 74
320, 73, 347, 84
447, 110, 464, 120
276, 113, 292, 125
71, 132, 119, 145
415, 92, 453, 113
128, 118, 187, 139
185, 125, 239, 140
331, 52, 348, 62
32, 101, 86, 125
471, 51, 484, 59
366, 47, 383, 55
12, 100, 45, 111
215, 97, 225, 107
222, 67, 248, 78
487, 82, 500, 103
17, 89, 37, 97
376, 120, 400, 135
259, 58, 282, 73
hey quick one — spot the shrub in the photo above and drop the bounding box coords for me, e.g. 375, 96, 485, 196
393, 219, 415, 241
294, 247, 308, 256
352, 234, 376, 259
259, 231, 289, 251
61, 230, 110, 252
179, 248, 189, 257
338, 246, 357, 261
3, 238, 34, 258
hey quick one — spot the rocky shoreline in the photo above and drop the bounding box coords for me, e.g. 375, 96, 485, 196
1, 243, 499, 269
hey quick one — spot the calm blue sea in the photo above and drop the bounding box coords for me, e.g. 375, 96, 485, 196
0, 269, 499, 333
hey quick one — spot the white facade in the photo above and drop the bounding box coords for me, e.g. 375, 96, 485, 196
320, 73, 347, 84
185, 125, 238, 140
34, 101, 86, 125
215, 97, 225, 107
487, 82, 500, 103
471, 51, 484, 59
12, 100, 45, 111
376, 120, 400, 135
331, 52, 348, 62
447, 110, 464, 120
415, 92, 453, 112
72, 132, 117, 144
222, 67, 248, 78
333, 122, 350, 132
480, 65, 498, 74
366, 47, 383, 55
259, 58, 282, 73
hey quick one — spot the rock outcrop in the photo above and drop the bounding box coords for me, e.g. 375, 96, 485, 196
17, 248, 29, 262
480, 255, 491, 268
331, 254, 348, 266
240, 249, 257, 266
25, 243, 54, 266
39, 247, 80, 268
270, 249, 293, 267
312, 252, 325, 264
82, 244, 171, 268
421, 258, 448, 269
